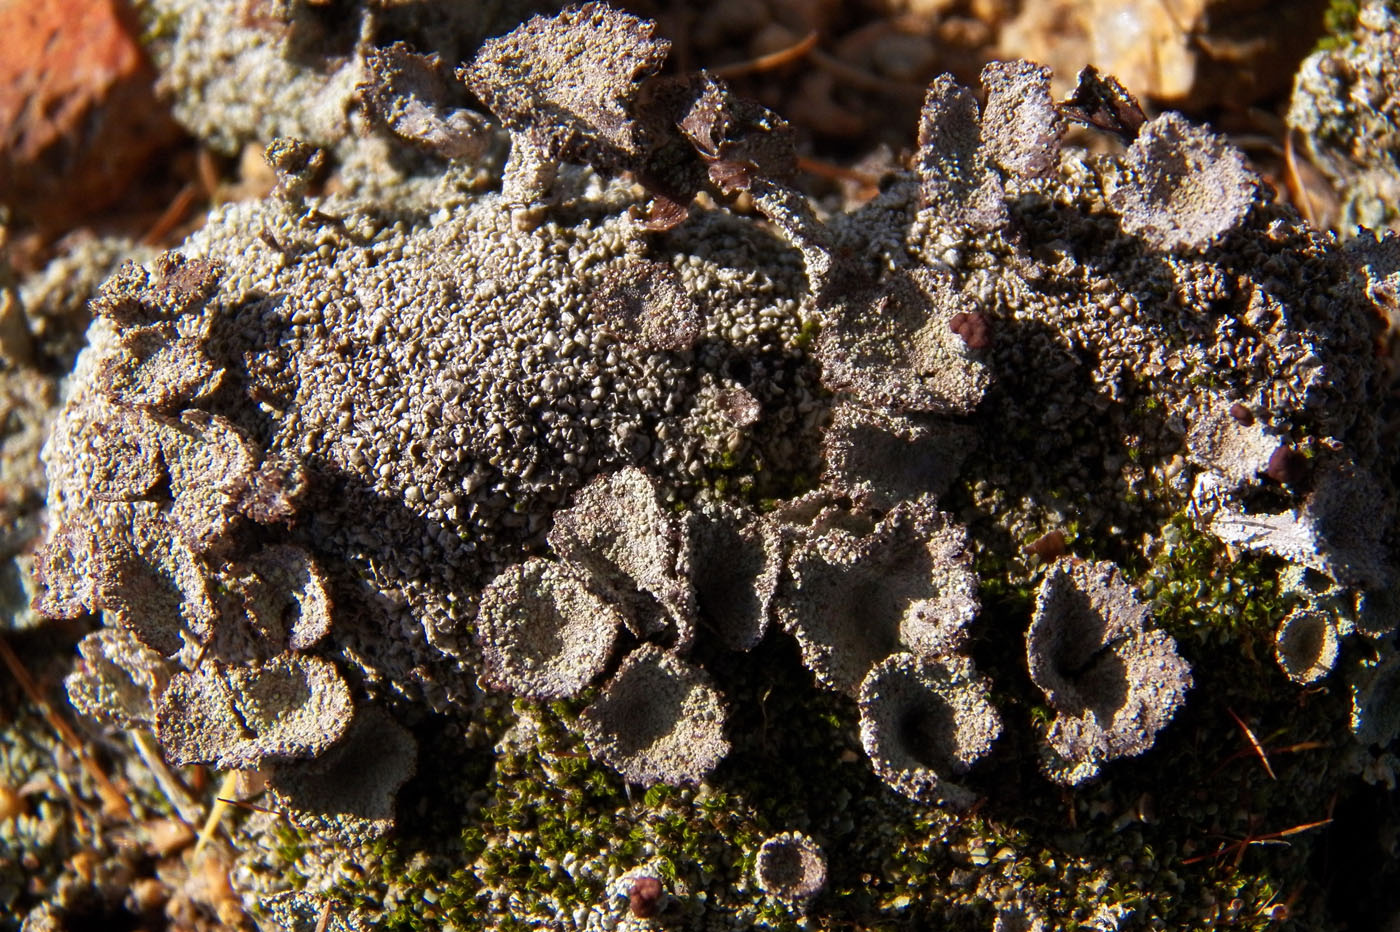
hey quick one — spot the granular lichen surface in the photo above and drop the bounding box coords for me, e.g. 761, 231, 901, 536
5, 2, 1400, 931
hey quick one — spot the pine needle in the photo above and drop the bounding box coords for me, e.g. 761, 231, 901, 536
1283, 130, 1318, 228
795, 156, 879, 188
141, 182, 200, 246
1227, 707, 1276, 780
131, 729, 204, 826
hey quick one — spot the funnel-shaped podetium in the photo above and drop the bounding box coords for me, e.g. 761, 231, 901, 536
155, 653, 353, 771
915, 74, 1005, 233
754, 831, 827, 903
65, 628, 169, 730
1274, 609, 1341, 685
979, 60, 1063, 181
1027, 560, 1192, 784
475, 557, 623, 700
858, 653, 1002, 808
777, 495, 979, 696
1185, 399, 1285, 489
577, 645, 729, 786
360, 43, 487, 161
1109, 112, 1258, 253
549, 467, 696, 651
814, 271, 990, 416
821, 401, 977, 510
1210, 461, 1395, 591
684, 500, 780, 653
267, 705, 418, 847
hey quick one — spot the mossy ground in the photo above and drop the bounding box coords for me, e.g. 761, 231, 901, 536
254, 494, 1389, 931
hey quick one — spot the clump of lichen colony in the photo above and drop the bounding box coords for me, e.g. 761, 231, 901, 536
19, 2, 1400, 930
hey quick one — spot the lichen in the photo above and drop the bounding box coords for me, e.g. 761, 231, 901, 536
777, 496, 979, 696
360, 43, 488, 162
476, 558, 623, 700
1274, 608, 1341, 684
1290, 0, 1400, 233
858, 652, 1003, 807
153, 653, 353, 770
1108, 112, 1259, 252
576, 645, 729, 787
64, 628, 168, 729
266, 705, 418, 847
1026, 560, 1193, 785
547, 467, 695, 651
753, 830, 826, 903
17, 2, 1400, 930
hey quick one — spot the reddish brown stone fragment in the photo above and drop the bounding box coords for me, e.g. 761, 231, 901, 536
0, 0, 182, 230
1023, 530, 1067, 561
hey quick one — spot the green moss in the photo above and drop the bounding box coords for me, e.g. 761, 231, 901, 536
715, 449, 743, 471
1317, 0, 1362, 50
289, 654, 1351, 931
1145, 512, 1283, 650
704, 445, 813, 510
793, 316, 821, 351
263, 475, 1369, 932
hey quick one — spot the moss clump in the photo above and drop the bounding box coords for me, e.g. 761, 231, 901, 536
1317, 0, 1363, 50
1145, 512, 1285, 651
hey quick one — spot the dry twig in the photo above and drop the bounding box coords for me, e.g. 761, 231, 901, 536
193, 770, 242, 857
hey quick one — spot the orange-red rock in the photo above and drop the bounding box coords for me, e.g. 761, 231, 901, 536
0, 0, 183, 231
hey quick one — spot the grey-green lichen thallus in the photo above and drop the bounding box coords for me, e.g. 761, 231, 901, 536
20, 1, 1400, 929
